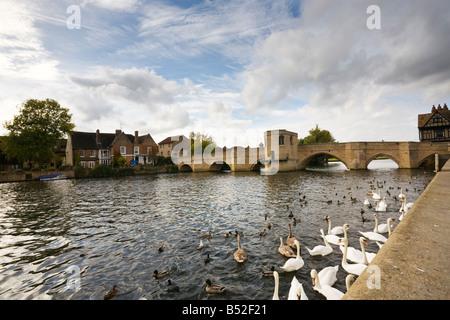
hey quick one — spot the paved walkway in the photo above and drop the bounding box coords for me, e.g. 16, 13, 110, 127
343, 160, 450, 299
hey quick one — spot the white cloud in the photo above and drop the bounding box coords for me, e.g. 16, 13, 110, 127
81, 0, 142, 12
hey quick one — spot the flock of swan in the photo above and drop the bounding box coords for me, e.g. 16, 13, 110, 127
268, 188, 414, 300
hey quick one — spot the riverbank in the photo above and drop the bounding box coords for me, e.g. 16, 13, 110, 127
0, 165, 178, 183
343, 159, 450, 299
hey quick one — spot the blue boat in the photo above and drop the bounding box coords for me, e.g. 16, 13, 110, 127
39, 173, 68, 181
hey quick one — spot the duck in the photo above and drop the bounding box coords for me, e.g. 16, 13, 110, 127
259, 229, 267, 237
280, 240, 304, 272
197, 239, 205, 250
152, 269, 169, 279
203, 279, 225, 294
288, 276, 308, 300
278, 236, 296, 258
201, 230, 212, 239
286, 223, 299, 249
167, 279, 180, 292
310, 269, 343, 300
272, 271, 280, 300
224, 231, 233, 238
288, 211, 294, 218
158, 244, 165, 253
234, 233, 247, 263
305, 229, 333, 256
340, 238, 367, 276
104, 285, 118, 300
262, 266, 275, 277
204, 253, 212, 264
292, 217, 301, 226
359, 218, 395, 242
266, 223, 272, 230
325, 216, 344, 235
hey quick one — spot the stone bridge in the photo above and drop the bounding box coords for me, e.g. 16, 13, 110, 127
173, 130, 450, 173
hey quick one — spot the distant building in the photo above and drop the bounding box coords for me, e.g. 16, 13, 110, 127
66, 129, 158, 168
158, 135, 188, 157
418, 103, 450, 142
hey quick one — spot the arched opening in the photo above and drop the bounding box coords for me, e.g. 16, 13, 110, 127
366, 154, 399, 170
301, 153, 349, 170
417, 154, 436, 170
179, 164, 193, 172
250, 161, 263, 172
209, 162, 231, 172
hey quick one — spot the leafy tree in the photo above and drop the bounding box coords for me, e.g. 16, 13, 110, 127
298, 125, 336, 145
189, 131, 216, 155
2, 99, 75, 168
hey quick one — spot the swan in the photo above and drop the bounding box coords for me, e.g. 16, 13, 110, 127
372, 189, 381, 200
317, 265, 339, 287
234, 233, 247, 263
375, 197, 387, 212
286, 223, 299, 249
326, 216, 344, 235
341, 238, 367, 276
373, 214, 389, 233
359, 218, 395, 242
272, 271, 280, 300
288, 276, 308, 300
310, 269, 344, 300
398, 188, 405, 200
278, 236, 296, 258
363, 197, 370, 205
306, 229, 333, 256
324, 218, 344, 245
280, 240, 304, 272
197, 239, 205, 250
399, 196, 414, 221
345, 274, 355, 292
340, 236, 375, 265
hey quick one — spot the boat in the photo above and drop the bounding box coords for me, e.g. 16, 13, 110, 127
39, 173, 68, 181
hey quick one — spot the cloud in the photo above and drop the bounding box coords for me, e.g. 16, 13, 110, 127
81, 0, 142, 12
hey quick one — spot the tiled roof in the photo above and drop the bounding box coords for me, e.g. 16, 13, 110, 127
418, 107, 450, 128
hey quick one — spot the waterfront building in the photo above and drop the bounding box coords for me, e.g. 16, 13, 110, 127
66, 129, 158, 168
158, 135, 189, 157
418, 103, 450, 142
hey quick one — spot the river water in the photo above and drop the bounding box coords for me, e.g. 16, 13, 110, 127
0, 160, 433, 300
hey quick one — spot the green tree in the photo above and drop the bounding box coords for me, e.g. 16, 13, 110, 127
298, 125, 336, 145
189, 131, 216, 155
2, 99, 75, 168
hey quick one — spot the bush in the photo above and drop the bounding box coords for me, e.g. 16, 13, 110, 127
90, 164, 115, 178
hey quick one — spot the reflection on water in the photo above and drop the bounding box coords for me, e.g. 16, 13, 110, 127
0, 160, 433, 300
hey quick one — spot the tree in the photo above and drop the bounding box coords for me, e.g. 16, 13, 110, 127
2, 99, 75, 168
189, 131, 216, 155
298, 125, 336, 145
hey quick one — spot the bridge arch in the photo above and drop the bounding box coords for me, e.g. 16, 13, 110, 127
179, 164, 193, 172
209, 161, 231, 172
250, 161, 263, 172
417, 152, 438, 169
365, 153, 400, 169
299, 152, 349, 169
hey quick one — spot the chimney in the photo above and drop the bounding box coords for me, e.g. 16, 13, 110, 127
96, 129, 100, 146
438, 104, 442, 110
444, 103, 448, 110
115, 129, 121, 136
134, 131, 139, 144
432, 105, 436, 112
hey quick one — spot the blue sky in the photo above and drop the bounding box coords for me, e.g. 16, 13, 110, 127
1, 0, 449, 146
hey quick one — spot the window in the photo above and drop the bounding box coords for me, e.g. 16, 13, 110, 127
134, 146, 139, 154
90, 150, 96, 157
89, 161, 95, 168
120, 146, 126, 154
279, 136, 285, 145
167, 151, 170, 156
161, 152, 163, 156
80, 161, 85, 168
435, 129, 445, 138
80, 150, 85, 157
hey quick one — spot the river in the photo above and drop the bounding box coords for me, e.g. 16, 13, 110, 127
0, 160, 433, 300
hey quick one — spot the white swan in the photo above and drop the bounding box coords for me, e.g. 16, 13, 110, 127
375, 197, 387, 212
340, 236, 375, 265
197, 239, 205, 250
326, 216, 344, 235
317, 265, 339, 287
288, 276, 308, 300
399, 196, 414, 221
280, 240, 304, 272
363, 197, 370, 205
306, 229, 333, 256
373, 214, 389, 233
398, 188, 405, 200
324, 218, 344, 245
359, 218, 395, 242
345, 274, 355, 292
341, 238, 367, 276
310, 269, 344, 300
272, 270, 279, 300
372, 189, 381, 200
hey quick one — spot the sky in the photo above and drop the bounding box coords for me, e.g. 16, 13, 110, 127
1, 0, 449, 147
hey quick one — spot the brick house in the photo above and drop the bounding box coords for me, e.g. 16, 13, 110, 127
66, 129, 158, 168
158, 135, 188, 157
418, 103, 450, 142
